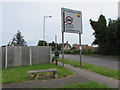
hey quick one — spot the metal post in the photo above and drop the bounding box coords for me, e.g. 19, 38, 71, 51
5, 46, 8, 69
43, 16, 52, 46
62, 31, 64, 67
43, 17, 45, 46
30, 46, 32, 65
61, 11, 65, 68
79, 33, 82, 67
55, 35, 57, 51
45, 36, 49, 46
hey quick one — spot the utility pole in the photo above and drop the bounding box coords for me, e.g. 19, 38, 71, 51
79, 33, 82, 67
43, 16, 52, 46
55, 35, 57, 51
43, 17, 45, 46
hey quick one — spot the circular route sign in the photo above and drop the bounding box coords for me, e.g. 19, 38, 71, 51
66, 16, 73, 24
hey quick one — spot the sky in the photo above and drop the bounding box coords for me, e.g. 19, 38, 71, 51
1, 0, 119, 46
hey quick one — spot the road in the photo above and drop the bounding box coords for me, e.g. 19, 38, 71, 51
59, 54, 119, 71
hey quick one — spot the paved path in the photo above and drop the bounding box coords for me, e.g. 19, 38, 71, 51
60, 54, 119, 70
2, 63, 119, 88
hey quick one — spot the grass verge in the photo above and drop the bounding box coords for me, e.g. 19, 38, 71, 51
62, 81, 108, 88
0, 69, 1, 84
58, 58, 119, 80
2, 64, 74, 84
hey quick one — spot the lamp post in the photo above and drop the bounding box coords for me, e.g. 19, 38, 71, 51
45, 36, 49, 46
43, 16, 52, 46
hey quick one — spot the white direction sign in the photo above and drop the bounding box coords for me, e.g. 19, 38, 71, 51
61, 8, 82, 33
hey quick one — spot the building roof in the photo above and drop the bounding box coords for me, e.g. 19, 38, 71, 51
73, 44, 95, 49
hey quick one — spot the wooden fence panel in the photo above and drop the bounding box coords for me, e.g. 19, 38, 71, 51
0, 46, 51, 68
22, 47, 30, 66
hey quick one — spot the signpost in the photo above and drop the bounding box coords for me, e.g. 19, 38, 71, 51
61, 8, 83, 67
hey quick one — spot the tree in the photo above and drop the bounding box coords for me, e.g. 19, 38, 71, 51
90, 15, 107, 54
49, 41, 55, 51
90, 15, 120, 55
38, 40, 47, 46
57, 44, 62, 51
105, 18, 120, 55
114, 18, 120, 55
8, 30, 27, 46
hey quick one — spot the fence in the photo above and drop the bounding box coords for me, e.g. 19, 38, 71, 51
0, 47, 2, 69
0, 46, 51, 69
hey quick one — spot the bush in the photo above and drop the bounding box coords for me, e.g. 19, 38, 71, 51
64, 50, 79, 54
64, 49, 97, 55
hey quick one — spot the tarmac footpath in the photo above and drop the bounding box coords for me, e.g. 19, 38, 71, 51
2, 63, 119, 88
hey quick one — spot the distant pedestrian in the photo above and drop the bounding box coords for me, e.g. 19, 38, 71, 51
54, 50, 59, 65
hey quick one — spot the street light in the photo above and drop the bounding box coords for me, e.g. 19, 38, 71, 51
43, 16, 52, 46
45, 36, 49, 46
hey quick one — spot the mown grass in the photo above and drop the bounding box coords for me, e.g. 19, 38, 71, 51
0, 69, 2, 84
58, 58, 120, 80
62, 81, 108, 88
2, 64, 74, 84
